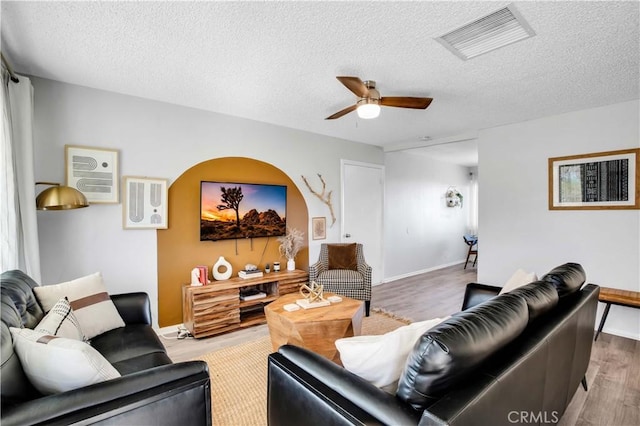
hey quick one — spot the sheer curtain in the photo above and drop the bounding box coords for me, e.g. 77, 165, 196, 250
1, 67, 41, 281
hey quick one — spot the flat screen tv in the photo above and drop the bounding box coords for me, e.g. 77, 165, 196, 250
200, 181, 287, 241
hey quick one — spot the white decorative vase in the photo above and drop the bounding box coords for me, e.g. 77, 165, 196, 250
287, 259, 296, 271
213, 256, 232, 280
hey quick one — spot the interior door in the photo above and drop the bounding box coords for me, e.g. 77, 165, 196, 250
341, 160, 384, 285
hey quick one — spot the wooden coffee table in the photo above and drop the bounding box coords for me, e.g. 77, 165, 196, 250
264, 292, 364, 364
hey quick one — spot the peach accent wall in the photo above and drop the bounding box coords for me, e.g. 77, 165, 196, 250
157, 157, 309, 327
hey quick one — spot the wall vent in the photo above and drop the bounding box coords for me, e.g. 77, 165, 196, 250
435, 4, 535, 60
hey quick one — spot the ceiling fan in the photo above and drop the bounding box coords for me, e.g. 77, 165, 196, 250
325, 76, 433, 120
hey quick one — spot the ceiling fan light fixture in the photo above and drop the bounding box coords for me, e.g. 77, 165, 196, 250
356, 99, 381, 119
326, 76, 432, 120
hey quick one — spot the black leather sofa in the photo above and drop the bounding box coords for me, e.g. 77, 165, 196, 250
1, 270, 212, 426
268, 263, 599, 426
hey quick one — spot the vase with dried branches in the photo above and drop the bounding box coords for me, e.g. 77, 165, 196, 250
277, 227, 304, 271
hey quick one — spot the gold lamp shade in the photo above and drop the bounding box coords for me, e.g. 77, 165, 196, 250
36, 182, 89, 210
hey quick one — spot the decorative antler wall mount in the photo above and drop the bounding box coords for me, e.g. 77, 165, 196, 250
301, 174, 336, 227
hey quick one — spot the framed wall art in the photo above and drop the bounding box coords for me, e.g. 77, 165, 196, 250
123, 176, 169, 229
312, 217, 326, 240
65, 145, 119, 203
548, 148, 639, 210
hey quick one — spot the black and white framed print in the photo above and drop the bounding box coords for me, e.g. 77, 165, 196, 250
65, 145, 119, 204
549, 148, 639, 210
122, 176, 169, 229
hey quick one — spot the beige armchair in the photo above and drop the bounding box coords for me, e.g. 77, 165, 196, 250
308, 243, 372, 316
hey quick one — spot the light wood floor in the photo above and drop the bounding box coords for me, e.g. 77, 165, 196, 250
164, 263, 639, 426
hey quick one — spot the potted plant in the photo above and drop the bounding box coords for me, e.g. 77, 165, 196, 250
445, 187, 463, 208
277, 227, 304, 271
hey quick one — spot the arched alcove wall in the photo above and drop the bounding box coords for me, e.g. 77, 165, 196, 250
157, 157, 309, 327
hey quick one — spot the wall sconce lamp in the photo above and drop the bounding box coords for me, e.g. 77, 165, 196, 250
35, 182, 89, 210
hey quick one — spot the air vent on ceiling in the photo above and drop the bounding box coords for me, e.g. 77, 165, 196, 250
435, 4, 535, 60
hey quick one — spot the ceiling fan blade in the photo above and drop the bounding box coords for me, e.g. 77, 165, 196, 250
336, 76, 369, 98
380, 97, 433, 109
325, 104, 357, 120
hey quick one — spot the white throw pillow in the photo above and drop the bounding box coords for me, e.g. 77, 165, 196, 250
33, 272, 125, 340
335, 316, 449, 388
9, 327, 120, 395
499, 269, 538, 294
34, 297, 86, 342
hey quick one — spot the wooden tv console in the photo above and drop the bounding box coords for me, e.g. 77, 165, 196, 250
182, 269, 308, 338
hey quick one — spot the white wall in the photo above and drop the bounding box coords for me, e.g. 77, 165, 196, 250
30, 78, 640, 339
384, 151, 471, 280
479, 100, 640, 340
32, 78, 383, 327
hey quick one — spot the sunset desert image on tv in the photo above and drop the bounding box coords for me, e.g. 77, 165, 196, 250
200, 182, 286, 241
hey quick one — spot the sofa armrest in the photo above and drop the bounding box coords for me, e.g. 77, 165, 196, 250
268, 345, 421, 426
1, 361, 211, 426
111, 292, 152, 325
461, 283, 501, 310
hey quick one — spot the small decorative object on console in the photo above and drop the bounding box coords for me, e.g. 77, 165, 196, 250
278, 227, 304, 271
273, 262, 280, 272
213, 256, 232, 280
190, 268, 203, 286
239, 264, 264, 279
196, 266, 208, 285
239, 270, 264, 279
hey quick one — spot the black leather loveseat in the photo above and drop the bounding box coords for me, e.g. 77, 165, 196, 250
1, 270, 211, 426
268, 263, 599, 426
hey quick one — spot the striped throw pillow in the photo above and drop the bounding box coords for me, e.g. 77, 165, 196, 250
33, 272, 125, 340
9, 327, 120, 394
34, 297, 86, 341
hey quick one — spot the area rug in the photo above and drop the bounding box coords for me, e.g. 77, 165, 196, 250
193, 309, 411, 426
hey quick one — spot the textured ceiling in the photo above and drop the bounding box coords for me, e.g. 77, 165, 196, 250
2, 1, 639, 161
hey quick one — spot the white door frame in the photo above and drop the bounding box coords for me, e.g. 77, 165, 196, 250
340, 159, 385, 285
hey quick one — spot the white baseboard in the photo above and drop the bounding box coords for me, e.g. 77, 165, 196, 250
382, 260, 466, 284
598, 326, 640, 341
155, 323, 183, 335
